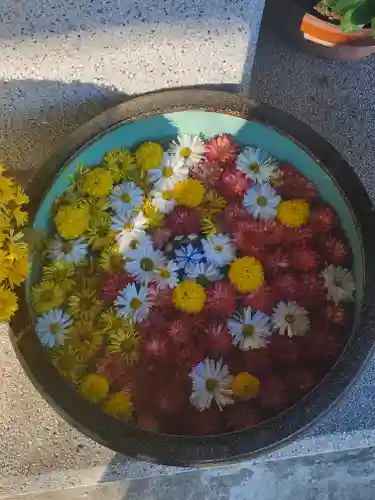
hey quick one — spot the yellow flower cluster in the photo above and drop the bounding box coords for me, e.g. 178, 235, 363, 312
172, 280, 206, 314
229, 256, 264, 293
82, 167, 114, 198
277, 200, 310, 227
54, 203, 90, 240
0, 165, 29, 322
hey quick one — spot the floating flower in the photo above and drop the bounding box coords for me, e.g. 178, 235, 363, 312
228, 307, 272, 351
32, 281, 65, 314
142, 336, 168, 359
7, 252, 29, 288
108, 328, 140, 365
264, 248, 291, 276
152, 226, 173, 249
202, 233, 235, 267
51, 343, 87, 384
80, 374, 109, 404
103, 392, 134, 419
236, 146, 278, 183
190, 160, 223, 188
173, 178, 205, 208
291, 247, 319, 272
150, 187, 176, 214
68, 317, 103, 357
201, 216, 217, 237
111, 211, 148, 253
273, 273, 300, 301
102, 148, 135, 182
0, 175, 15, 205
165, 207, 201, 236
309, 205, 336, 233
125, 244, 165, 284
217, 169, 250, 199
135, 142, 164, 171
206, 281, 237, 317
199, 189, 227, 217
321, 265, 355, 305
244, 283, 275, 314
321, 236, 349, 265
98, 245, 125, 272
148, 152, 188, 190
0, 286, 18, 322
42, 261, 74, 291
82, 167, 113, 198
115, 283, 152, 323
277, 200, 310, 227
172, 280, 206, 314
154, 260, 180, 290
274, 164, 317, 200
68, 287, 103, 320
185, 261, 223, 284
86, 216, 113, 250
205, 133, 239, 165
173, 244, 204, 271
205, 321, 232, 351
272, 301, 310, 337
228, 256, 264, 294
49, 235, 88, 264
231, 372, 260, 400
54, 203, 90, 240
102, 269, 135, 303
243, 183, 281, 220
5, 185, 29, 227
36, 308, 72, 348
109, 181, 143, 216
189, 358, 234, 411
169, 134, 205, 167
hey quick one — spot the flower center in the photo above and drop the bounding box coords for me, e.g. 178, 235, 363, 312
124, 223, 133, 232
41, 290, 54, 303
62, 241, 73, 254
160, 269, 171, 279
334, 278, 343, 288
285, 313, 295, 324
49, 323, 59, 335
214, 245, 223, 253
249, 163, 260, 173
130, 297, 142, 310
121, 193, 131, 203
140, 258, 154, 271
110, 254, 123, 270
180, 147, 192, 158
162, 190, 173, 201
243, 324, 255, 338
205, 378, 218, 392
257, 196, 268, 207
163, 167, 173, 178
129, 239, 139, 250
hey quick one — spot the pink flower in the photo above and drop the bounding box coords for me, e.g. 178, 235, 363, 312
276, 163, 317, 200
264, 249, 291, 276
165, 207, 201, 236
206, 281, 237, 317
152, 226, 173, 249
299, 273, 325, 308
285, 225, 313, 246
204, 133, 239, 166
167, 316, 192, 345
217, 168, 251, 199
221, 201, 249, 231
243, 283, 275, 314
96, 351, 132, 385
261, 220, 285, 245
325, 302, 347, 326
273, 273, 299, 301
190, 160, 223, 188
142, 336, 169, 358
309, 205, 337, 233
321, 236, 349, 265
205, 320, 232, 351
290, 248, 319, 272
101, 270, 135, 303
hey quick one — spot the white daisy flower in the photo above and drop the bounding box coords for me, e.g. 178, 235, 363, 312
236, 146, 278, 183
227, 307, 272, 351
185, 261, 223, 282
36, 308, 72, 348
243, 183, 281, 220
125, 244, 166, 284
154, 260, 180, 291
150, 188, 176, 214
169, 134, 205, 167
112, 211, 148, 253
49, 236, 88, 264
202, 234, 235, 267
115, 283, 152, 323
189, 358, 234, 412
272, 301, 310, 337
322, 265, 355, 305
109, 181, 143, 216
149, 152, 188, 191
173, 244, 205, 271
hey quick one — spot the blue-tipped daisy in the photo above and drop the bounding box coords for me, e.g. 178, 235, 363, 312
49, 235, 88, 264
115, 283, 152, 323
236, 146, 278, 183
227, 307, 272, 351
109, 181, 143, 216
202, 234, 235, 267
243, 183, 281, 220
36, 308, 73, 348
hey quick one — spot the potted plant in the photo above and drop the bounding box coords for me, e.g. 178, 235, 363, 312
296, 0, 375, 59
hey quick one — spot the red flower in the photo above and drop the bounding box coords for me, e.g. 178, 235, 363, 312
290, 248, 319, 272
147, 285, 173, 310
205, 320, 232, 351
321, 236, 349, 265
273, 273, 299, 301
261, 220, 286, 245
232, 229, 264, 258
101, 269, 135, 303
217, 168, 251, 199
264, 249, 291, 277
204, 133, 239, 166
309, 205, 337, 233
222, 201, 249, 230
269, 336, 299, 366
325, 302, 347, 327
206, 281, 237, 317
190, 160, 223, 188
225, 405, 260, 431
142, 336, 169, 358
165, 207, 201, 236
276, 164, 317, 200
167, 315, 193, 345
243, 283, 275, 314
299, 273, 325, 308
286, 226, 313, 246
152, 226, 173, 249
96, 351, 133, 385
258, 376, 290, 412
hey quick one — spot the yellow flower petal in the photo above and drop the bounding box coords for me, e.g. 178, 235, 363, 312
0, 286, 18, 321
135, 142, 163, 171
172, 280, 206, 314
228, 257, 264, 293
80, 374, 109, 404
173, 179, 205, 208
232, 372, 260, 400
277, 200, 310, 228
103, 392, 134, 419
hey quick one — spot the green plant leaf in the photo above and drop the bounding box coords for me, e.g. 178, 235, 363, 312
327, 0, 358, 14
340, 6, 365, 32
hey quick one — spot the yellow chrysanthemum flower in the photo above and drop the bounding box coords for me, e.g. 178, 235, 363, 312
5, 185, 29, 227
0, 285, 18, 322
99, 308, 132, 334
98, 245, 125, 272
51, 343, 88, 384
86, 215, 114, 250
228, 256, 264, 293
199, 189, 227, 217
54, 203, 90, 240
108, 327, 139, 365
0, 249, 11, 283
68, 318, 104, 357
173, 179, 205, 208
7, 252, 29, 288
172, 280, 206, 314
0, 176, 15, 205
103, 148, 136, 182
142, 198, 164, 228
32, 281, 65, 314
80, 374, 109, 404
82, 167, 114, 198
135, 142, 163, 171
201, 216, 217, 237
103, 392, 134, 420
42, 261, 75, 291
232, 372, 260, 400
87, 197, 109, 221
277, 200, 310, 228
68, 288, 103, 320
0, 211, 10, 232
73, 257, 100, 290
